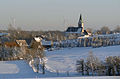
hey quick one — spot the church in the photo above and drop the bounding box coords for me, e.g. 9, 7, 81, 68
66, 14, 88, 36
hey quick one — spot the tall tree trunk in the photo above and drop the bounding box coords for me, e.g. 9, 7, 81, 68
42, 62, 45, 74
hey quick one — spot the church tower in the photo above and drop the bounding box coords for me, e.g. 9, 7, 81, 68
78, 14, 84, 32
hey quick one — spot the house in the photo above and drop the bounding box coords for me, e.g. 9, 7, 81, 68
34, 35, 43, 42
66, 14, 88, 36
4, 42, 20, 48
16, 40, 28, 47
0, 33, 10, 44
41, 40, 53, 49
0, 33, 10, 37
34, 35, 53, 49
4, 40, 28, 48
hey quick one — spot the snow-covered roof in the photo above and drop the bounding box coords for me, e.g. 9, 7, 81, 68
34, 37, 42, 42
0, 33, 9, 36
16, 40, 28, 46
66, 26, 82, 33
41, 40, 52, 46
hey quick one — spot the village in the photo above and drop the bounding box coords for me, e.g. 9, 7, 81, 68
0, 14, 120, 61
0, 14, 120, 78
0, 0, 120, 78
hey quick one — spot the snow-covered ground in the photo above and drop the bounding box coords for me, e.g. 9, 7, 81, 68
35, 76, 120, 79
0, 45, 120, 78
46, 45, 120, 73
0, 60, 37, 78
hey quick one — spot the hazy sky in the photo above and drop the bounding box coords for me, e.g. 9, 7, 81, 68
0, 0, 120, 31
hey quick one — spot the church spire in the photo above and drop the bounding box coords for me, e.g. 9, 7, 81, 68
80, 14, 82, 21
78, 14, 83, 27
78, 14, 84, 32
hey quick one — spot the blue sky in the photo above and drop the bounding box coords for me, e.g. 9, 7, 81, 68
0, 0, 120, 31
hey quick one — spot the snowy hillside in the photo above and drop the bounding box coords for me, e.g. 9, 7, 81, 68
0, 45, 120, 78
46, 45, 120, 73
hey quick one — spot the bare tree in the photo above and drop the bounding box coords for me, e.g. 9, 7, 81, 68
26, 40, 45, 74
100, 26, 110, 34
106, 56, 120, 76
86, 51, 101, 75
76, 59, 84, 75
113, 25, 120, 33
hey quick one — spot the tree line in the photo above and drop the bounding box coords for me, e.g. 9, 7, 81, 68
76, 51, 120, 76
54, 33, 120, 49
0, 25, 120, 42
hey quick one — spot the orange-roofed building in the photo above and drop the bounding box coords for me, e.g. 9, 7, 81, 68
4, 42, 20, 48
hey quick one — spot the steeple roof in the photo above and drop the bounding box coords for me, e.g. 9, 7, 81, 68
79, 14, 83, 22
80, 14, 82, 21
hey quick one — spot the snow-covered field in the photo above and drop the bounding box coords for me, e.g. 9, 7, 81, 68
0, 45, 120, 78
0, 60, 37, 78
46, 45, 120, 73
